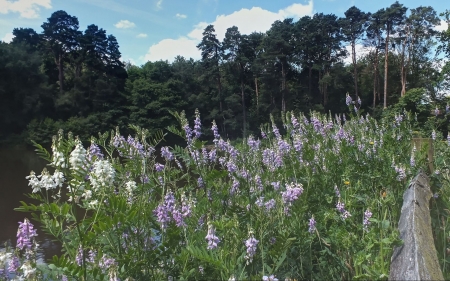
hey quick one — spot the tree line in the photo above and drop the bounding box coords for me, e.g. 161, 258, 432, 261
1, 2, 450, 144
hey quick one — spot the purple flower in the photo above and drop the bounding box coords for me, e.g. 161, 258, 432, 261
261, 130, 267, 139
334, 185, 341, 197
363, 209, 372, 231
247, 136, 261, 151
255, 196, 265, 207
271, 181, 281, 191
154, 204, 171, 231
87, 142, 104, 161
212, 121, 220, 145
345, 93, 353, 106
194, 109, 202, 138
291, 115, 300, 130
434, 107, 440, 116
336, 201, 345, 213
172, 206, 186, 227
88, 249, 96, 263
281, 183, 304, 205
244, 234, 259, 262
8, 255, 19, 273
209, 149, 216, 163
99, 254, 116, 272
230, 177, 240, 195
205, 224, 220, 249
16, 218, 38, 251
155, 163, 164, 172
76, 245, 83, 266
197, 177, 204, 188
254, 175, 263, 192
161, 147, 174, 161
308, 217, 316, 234
265, 199, 276, 211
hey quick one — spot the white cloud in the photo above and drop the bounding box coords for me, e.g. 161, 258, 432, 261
143, 1, 314, 62
436, 20, 448, 32
114, 20, 136, 29
156, 0, 163, 10
1, 32, 14, 43
0, 0, 51, 18
343, 44, 372, 65
144, 37, 200, 62
176, 13, 187, 19
137, 33, 148, 38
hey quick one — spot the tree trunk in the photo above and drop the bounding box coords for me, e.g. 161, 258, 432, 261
373, 49, 378, 108
281, 62, 286, 112
308, 64, 312, 98
384, 27, 390, 109
352, 40, 358, 100
241, 79, 246, 139
56, 53, 64, 94
255, 76, 259, 118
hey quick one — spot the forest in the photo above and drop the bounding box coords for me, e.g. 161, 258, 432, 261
1, 1, 450, 144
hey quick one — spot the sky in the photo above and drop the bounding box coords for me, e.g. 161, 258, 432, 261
1, 0, 449, 66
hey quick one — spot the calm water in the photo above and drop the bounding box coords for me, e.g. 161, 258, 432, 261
0, 145, 60, 261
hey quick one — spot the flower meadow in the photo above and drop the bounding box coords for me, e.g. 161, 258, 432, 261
4, 107, 450, 280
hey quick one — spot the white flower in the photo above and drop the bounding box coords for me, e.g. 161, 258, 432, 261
51, 150, 66, 168
69, 139, 87, 171
20, 261, 36, 278
90, 160, 115, 190
125, 180, 137, 195
82, 189, 92, 200
88, 200, 98, 209
39, 169, 56, 190
52, 170, 65, 188
26, 171, 41, 193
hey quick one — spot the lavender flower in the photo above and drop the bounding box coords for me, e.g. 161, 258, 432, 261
345, 93, 353, 106
336, 201, 345, 213
87, 141, 104, 162
155, 163, 165, 172
247, 136, 261, 151
76, 245, 83, 266
244, 234, 259, 263
271, 181, 281, 191
194, 109, 202, 138
197, 177, 204, 188
8, 255, 19, 273
16, 218, 38, 251
99, 254, 116, 272
265, 199, 276, 211
212, 120, 220, 144
363, 209, 372, 231
281, 183, 304, 205
308, 216, 316, 234
262, 275, 279, 281
205, 224, 220, 249
230, 177, 240, 195
172, 206, 186, 227
161, 146, 174, 161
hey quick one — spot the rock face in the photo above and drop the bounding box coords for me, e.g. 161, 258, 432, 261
389, 172, 444, 281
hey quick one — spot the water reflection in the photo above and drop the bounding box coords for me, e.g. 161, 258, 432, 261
0, 145, 61, 261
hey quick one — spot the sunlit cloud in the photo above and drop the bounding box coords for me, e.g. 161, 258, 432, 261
1, 32, 14, 43
0, 0, 51, 18
114, 20, 136, 29
144, 1, 314, 62
436, 20, 448, 32
156, 0, 163, 10
136, 33, 148, 38
176, 13, 187, 19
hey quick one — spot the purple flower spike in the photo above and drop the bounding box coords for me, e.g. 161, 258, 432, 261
205, 224, 220, 250
16, 218, 38, 251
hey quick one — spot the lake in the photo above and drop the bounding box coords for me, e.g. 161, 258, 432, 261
0, 145, 61, 261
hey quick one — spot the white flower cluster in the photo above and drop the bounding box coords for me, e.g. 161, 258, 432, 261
89, 160, 116, 191
26, 169, 65, 193
51, 145, 67, 168
69, 139, 87, 171
125, 180, 137, 197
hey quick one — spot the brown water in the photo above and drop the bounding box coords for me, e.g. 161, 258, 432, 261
0, 145, 60, 261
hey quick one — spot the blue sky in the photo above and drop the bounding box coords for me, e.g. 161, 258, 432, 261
1, 0, 448, 65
